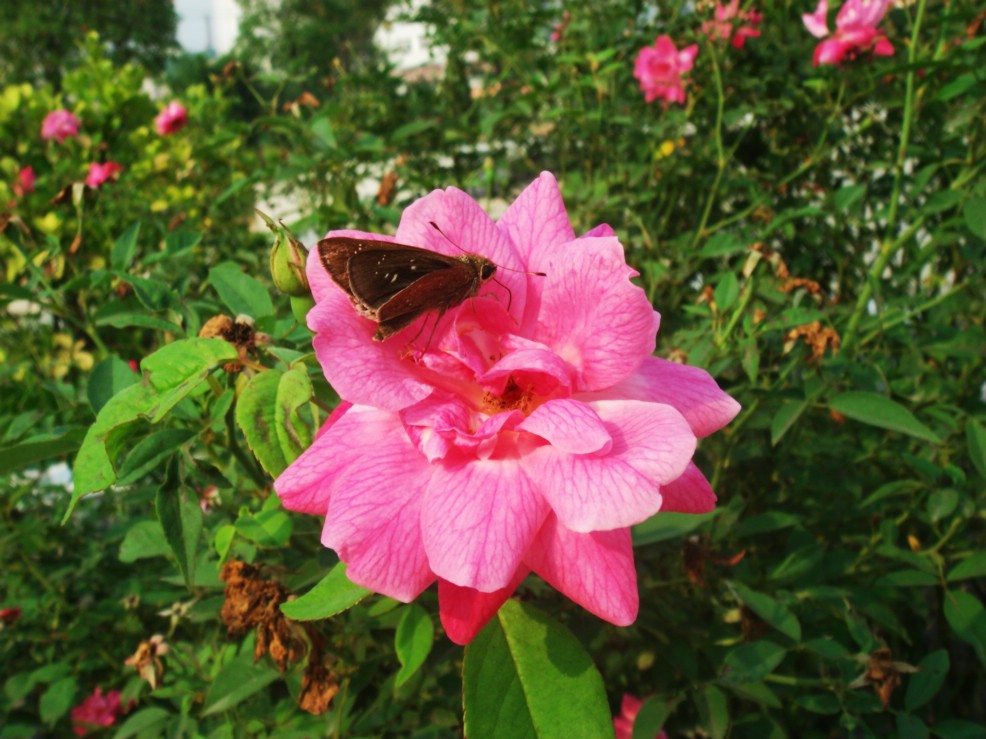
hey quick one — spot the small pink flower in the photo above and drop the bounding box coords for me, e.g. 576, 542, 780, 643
70, 687, 124, 736
13, 166, 36, 197
275, 172, 740, 644
614, 694, 669, 739
702, 0, 763, 49
41, 109, 81, 143
154, 101, 188, 135
85, 161, 123, 188
633, 36, 699, 107
802, 0, 894, 66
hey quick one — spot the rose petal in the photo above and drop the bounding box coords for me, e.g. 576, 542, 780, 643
525, 516, 638, 625
496, 171, 576, 272
422, 458, 547, 591
802, 0, 830, 37
438, 568, 529, 645
517, 398, 612, 455
661, 462, 717, 513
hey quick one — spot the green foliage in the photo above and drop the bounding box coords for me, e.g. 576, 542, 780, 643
2, 1, 985, 736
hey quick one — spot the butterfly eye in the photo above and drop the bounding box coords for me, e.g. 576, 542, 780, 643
481, 263, 496, 280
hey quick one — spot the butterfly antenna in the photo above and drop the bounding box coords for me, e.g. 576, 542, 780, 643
428, 221, 546, 277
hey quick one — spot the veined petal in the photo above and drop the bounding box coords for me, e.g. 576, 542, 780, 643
661, 462, 717, 513
517, 398, 611, 455
594, 356, 741, 438
525, 400, 696, 532
802, 0, 830, 37
497, 171, 576, 272
526, 516, 638, 626
320, 418, 436, 602
534, 237, 657, 391
422, 458, 547, 591
438, 568, 529, 645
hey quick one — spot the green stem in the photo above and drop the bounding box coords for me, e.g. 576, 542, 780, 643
842, 0, 927, 350
689, 46, 727, 250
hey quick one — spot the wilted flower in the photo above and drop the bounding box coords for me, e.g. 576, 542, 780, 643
41, 109, 81, 143
85, 161, 123, 188
614, 694, 669, 739
275, 172, 740, 644
803, 0, 894, 65
13, 166, 36, 197
702, 0, 763, 48
633, 36, 699, 107
70, 687, 125, 736
125, 634, 170, 689
154, 101, 189, 135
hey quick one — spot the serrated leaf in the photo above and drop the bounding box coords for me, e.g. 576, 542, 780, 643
395, 603, 434, 687
730, 582, 801, 642
156, 468, 203, 587
948, 552, 986, 583
111, 222, 140, 270
116, 429, 195, 486
274, 366, 313, 465
141, 338, 239, 422
905, 649, 949, 711
0, 427, 86, 476
202, 651, 280, 716
280, 562, 371, 621
236, 369, 312, 477
715, 273, 740, 312
209, 262, 274, 318
720, 640, 787, 684
771, 399, 807, 446
828, 391, 941, 443
235, 507, 293, 547
39, 677, 77, 725
88, 355, 139, 414
695, 684, 729, 739
113, 707, 171, 738
119, 519, 170, 562
463, 599, 613, 739
943, 591, 986, 667
966, 420, 986, 478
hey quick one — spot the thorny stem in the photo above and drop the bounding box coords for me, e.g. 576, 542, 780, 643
842, 0, 928, 350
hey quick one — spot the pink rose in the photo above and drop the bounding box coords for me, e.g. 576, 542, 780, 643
275, 172, 740, 644
633, 36, 699, 107
41, 109, 81, 143
13, 166, 36, 197
702, 0, 763, 49
70, 687, 124, 736
802, 0, 894, 66
154, 101, 188, 135
85, 161, 123, 188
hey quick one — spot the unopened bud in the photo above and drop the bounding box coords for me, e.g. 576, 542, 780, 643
259, 210, 310, 297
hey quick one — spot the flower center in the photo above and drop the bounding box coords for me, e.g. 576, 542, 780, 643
482, 376, 534, 416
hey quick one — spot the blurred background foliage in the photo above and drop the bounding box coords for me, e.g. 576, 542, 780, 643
1, 0, 985, 736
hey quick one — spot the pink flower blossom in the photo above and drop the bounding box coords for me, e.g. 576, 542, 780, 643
275, 172, 739, 644
614, 694, 669, 739
13, 166, 36, 197
633, 36, 699, 107
154, 101, 188, 135
702, 0, 763, 49
41, 109, 81, 143
802, 0, 894, 66
70, 687, 124, 736
85, 161, 123, 188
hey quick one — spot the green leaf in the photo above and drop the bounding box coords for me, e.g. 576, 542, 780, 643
833, 184, 866, 211
113, 707, 171, 738
202, 651, 281, 716
828, 391, 941, 443
118, 273, 173, 311
632, 695, 674, 739
963, 197, 986, 240
395, 603, 434, 687
463, 599, 614, 739
948, 552, 986, 583
729, 582, 801, 642
111, 221, 140, 271
771, 399, 807, 446
236, 368, 312, 477
39, 677, 77, 725
141, 338, 239, 422
699, 232, 743, 257
235, 507, 293, 547
904, 649, 949, 711
794, 693, 840, 714
119, 519, 170, 562
633, 511, 719, 546
116, 429, 196, 486
156, 469, 203, 587
280, 562, 371, 621
720, 641, 787, 685
966, 420, 986, 478
943, 591, 986, 667
715, 273, 740, 312
0, 427, 86, 476
208, 262, 274, 318
695, 684, 729, 739
930, 719, 986, 739
88, 355, 139, 414
897, 713, 931, 739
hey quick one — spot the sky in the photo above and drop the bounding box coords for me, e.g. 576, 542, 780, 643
173, 0, 241, 56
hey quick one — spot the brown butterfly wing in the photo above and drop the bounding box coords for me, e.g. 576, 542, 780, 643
346, 248, 461, 311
